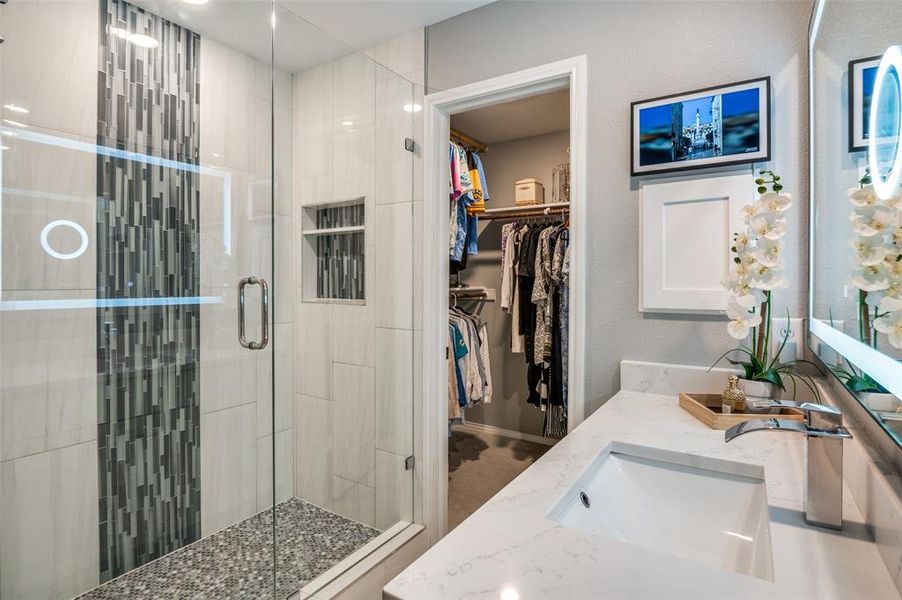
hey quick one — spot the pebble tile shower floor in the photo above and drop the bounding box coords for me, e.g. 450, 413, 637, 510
77, 498, 381, 599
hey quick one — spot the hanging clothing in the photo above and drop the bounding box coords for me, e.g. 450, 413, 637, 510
496, 220, 569, 437
447, 306, 493, 422
448, 141, 491, 272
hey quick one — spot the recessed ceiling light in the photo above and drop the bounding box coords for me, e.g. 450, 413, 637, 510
341, 121, 354, 126
3, 119, 26, 128
183, 0, 208, 4
2, 130, 19, 137
3, 104, 28, 114
212, 152, 223, 158
403, 103, 422, 113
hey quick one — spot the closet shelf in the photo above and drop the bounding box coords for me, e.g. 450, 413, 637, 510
301, 225, 365, 236
480, 202, 570, 221
450, 286, 496, 302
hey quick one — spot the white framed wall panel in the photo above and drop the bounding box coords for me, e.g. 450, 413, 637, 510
639, 172, 754, 313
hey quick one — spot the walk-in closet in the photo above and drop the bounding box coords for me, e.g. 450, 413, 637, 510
446, 88, 572, 530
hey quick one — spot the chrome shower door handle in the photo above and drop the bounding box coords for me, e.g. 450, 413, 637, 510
238, 276, 269, 350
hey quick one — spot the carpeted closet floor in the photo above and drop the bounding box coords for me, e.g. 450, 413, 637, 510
447, 427, 552, 531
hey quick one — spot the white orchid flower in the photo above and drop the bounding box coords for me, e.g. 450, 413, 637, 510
750, 214, 787, 240
730, 291, 758, 310
880, 294, 902, 313
733, 232, 751, 254
848, 186, 879, 208
874, 310, 902, 349
726, 300, 762, 340
850, 263, 890, 292
753, 238, 784, 268
759, 192, 792, 213
850, 237, 890, 266
741, 203, 762, 224
750, 264, 788, 290
850, 207, 895, 237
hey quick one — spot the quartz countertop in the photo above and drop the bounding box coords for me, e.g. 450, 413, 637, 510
384, 390, 901, 599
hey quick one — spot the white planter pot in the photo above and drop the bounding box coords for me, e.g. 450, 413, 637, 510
739, 378, 780, 401
860, 392, 901, 413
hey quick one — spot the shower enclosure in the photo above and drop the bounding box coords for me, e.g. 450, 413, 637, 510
0, 1, 419, 598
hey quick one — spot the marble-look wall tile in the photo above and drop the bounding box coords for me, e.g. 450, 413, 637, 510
296, 302, 333, 399
332, 476, 376, 528
333, 363, 376, 486
0, 441, 98, 600
375, 70, 414, 206
332, 303, 375, 367
294, 174, 334, 208
332, 126, 376, 202
363, 29, 425, 83
1, 141, 96, 292
256, 429, 294, 512
332, 52, 376, 133
1, 1, 97, 138
1, 293, 95, 461
375, 450, 413, 530
375, 328, 413, 456
200, 286, 258, 415
257, 322, 294, 437
373, 202, 413, 329
255, 60, 293, 110
200, 37, 255, 173
295, 394, 333, 509
200, 404, 257, 536
294, 63, 333, 179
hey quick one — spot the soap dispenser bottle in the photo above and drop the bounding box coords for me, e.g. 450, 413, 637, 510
721, 375, 747, 414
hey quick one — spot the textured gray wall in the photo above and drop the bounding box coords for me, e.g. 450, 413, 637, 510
428, 0, 812, 416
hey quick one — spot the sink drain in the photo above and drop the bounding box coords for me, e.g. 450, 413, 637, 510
579, 491, 590, 508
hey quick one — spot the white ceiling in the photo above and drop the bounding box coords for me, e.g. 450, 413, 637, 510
451, 89, 570, 144
129, 0, 493, 74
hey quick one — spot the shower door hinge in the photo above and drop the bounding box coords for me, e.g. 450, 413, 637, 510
404, 138, 415, 152
405, 455, 415, 470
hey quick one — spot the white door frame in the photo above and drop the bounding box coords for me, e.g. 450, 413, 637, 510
420, 56, 588, 544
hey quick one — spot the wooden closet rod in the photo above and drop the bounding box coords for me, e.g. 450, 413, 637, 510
450, 128, 488, 153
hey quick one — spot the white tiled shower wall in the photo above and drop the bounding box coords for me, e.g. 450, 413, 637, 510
292, 30, 424, 531
0, 2, 295, 597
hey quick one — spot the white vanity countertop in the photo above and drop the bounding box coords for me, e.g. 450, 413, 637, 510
384, 390, 901, 599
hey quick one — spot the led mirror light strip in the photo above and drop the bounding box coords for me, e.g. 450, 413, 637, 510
1, 125, 232, 254
0, 296, 224, 311
811, 318, 902, 402
868, 45, 902, 200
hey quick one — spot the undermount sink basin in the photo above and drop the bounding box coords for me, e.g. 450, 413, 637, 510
547, 442, 774, 580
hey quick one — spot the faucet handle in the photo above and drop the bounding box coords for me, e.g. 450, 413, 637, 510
751, 399, 842, 428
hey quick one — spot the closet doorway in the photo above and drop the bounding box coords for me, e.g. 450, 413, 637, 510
421, 57, 588, 543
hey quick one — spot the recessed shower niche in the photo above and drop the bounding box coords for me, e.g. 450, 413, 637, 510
301, 198, 366, 303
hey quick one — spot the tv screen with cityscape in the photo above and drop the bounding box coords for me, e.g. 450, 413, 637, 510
631, 77, 770, 175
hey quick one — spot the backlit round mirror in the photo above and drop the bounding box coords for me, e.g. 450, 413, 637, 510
869, 45, 902, 199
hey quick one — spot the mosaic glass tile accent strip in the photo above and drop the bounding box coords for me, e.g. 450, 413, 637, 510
96, 0, 202, 581
306, 200, 366, 301
76, 498, 381, 600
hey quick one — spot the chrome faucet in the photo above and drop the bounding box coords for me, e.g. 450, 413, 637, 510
724, 400, 852, 530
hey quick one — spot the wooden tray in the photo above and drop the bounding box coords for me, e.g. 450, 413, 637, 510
679, 392, 805, 430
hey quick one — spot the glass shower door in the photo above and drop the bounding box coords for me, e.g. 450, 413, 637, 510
0, 1, 279, 598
